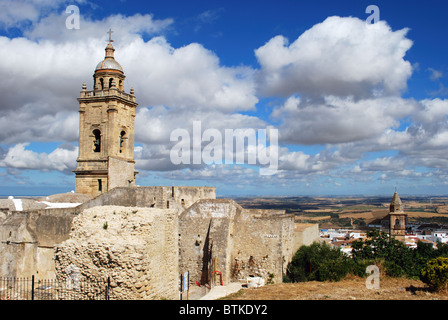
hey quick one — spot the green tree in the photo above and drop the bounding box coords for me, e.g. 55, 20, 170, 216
285, 242, 352, 282
420, 257, 448, 291
352, 230, 414, 277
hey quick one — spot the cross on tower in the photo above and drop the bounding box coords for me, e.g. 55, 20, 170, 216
107, 29, 114, 43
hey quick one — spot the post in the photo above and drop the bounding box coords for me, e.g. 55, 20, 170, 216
31, 275, 35, 300
105, 277, 110, 300
184, 271, 189, 300
179, 273, 183, 300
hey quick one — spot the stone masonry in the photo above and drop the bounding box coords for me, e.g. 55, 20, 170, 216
54, 205, 179, 300
179, 199, 298, 286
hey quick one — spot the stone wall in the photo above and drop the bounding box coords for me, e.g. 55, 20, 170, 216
293, 223, 320, 248
0, 186, 215, 284
80, 186, 216, 211
0, 211, 74, 279
179, 199, 242, 286
232, 209, 295, 284
107, 156, 136, 189
54, 206, 179, 300
75, 172, 108, 198
178, 199, 296, 286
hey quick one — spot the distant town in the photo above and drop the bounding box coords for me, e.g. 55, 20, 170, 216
234, 194, 448, 255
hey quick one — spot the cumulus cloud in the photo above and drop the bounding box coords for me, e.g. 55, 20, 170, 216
134, 106, 268, 172
1, 8, 448, 194
0, 9, 258, 149
120, 37, 258, 111
255, 16, 413, 98
272, 95, 417, 145
0, 143, 77, 173
25, 11, 174, 43
0, 0, 78, 29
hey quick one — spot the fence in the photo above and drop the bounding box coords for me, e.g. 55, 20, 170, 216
0, 276, 111, 300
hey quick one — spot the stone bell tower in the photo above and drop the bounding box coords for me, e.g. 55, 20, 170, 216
74, 30, 138, 197
388, 190, 407, 242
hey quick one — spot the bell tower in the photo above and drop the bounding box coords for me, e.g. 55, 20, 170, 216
388, 190, 407, 242
74, 30, 138, 197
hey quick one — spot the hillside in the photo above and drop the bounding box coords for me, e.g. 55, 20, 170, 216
222, 276, 448, 300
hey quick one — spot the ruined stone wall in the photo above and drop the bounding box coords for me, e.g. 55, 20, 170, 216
232, 210, 294, 284
54, 206, 179, 300
0, 211, 74, 279
178, 199, 241, 286
293, 223, 320, 250
172, 186, 216, 209
178, 199, 295, 286
79, 186, 215, 212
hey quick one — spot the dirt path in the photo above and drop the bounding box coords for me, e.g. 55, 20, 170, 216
222, 276, 448, 300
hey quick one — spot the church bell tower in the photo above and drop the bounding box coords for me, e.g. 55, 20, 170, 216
388, 191, 407, 242
74, 30, 138, 197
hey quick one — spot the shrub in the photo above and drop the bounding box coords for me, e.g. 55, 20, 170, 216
420, 257, 448, 292
286, 242, 352, 282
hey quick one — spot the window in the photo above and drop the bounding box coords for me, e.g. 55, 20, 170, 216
167, 200, 170, 209
93, 129, 101, 152
98, 179, 102, 192
109, 78, 113, 88
119, 131, 126, 153
99, 78, 104, 90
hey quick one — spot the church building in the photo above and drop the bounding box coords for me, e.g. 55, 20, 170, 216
388, 191, 407, 242
73, 33, 138, 197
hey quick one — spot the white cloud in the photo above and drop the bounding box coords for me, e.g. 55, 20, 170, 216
120, 37, 258, 111
0, 0, 72, 29
428, 68, 443, 81
255, 16, 413, 98
0, 143, 78, 173
134, 106, 268, 172
25, 12, 173, 43
0, 10, 258, 148
273, 95, 417, 145
1, 8, 448, 194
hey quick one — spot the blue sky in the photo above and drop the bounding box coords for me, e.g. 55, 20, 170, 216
0, 0, 448, 197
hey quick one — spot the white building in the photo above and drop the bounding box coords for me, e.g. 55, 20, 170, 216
431, 231, 448, 244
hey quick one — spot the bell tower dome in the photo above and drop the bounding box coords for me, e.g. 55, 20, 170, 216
74, 30, 138, 197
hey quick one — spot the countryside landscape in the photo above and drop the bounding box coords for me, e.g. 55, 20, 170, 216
234, 195, 448, 229
224, 195, 448, 300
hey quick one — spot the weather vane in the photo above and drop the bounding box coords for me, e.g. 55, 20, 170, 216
107, 29, 114, 43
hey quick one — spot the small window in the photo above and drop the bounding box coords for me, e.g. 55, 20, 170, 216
181, 199, 185, 206
98, 179, 102, 192
93, 129, 101, 152
100, 78, 104, 90
109, 78, 113, 88
119, 131, 126, 153
167, 200, 170, 209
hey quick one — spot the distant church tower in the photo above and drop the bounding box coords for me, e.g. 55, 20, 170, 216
388, 191, 407, 242
74, 31, 138, 197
